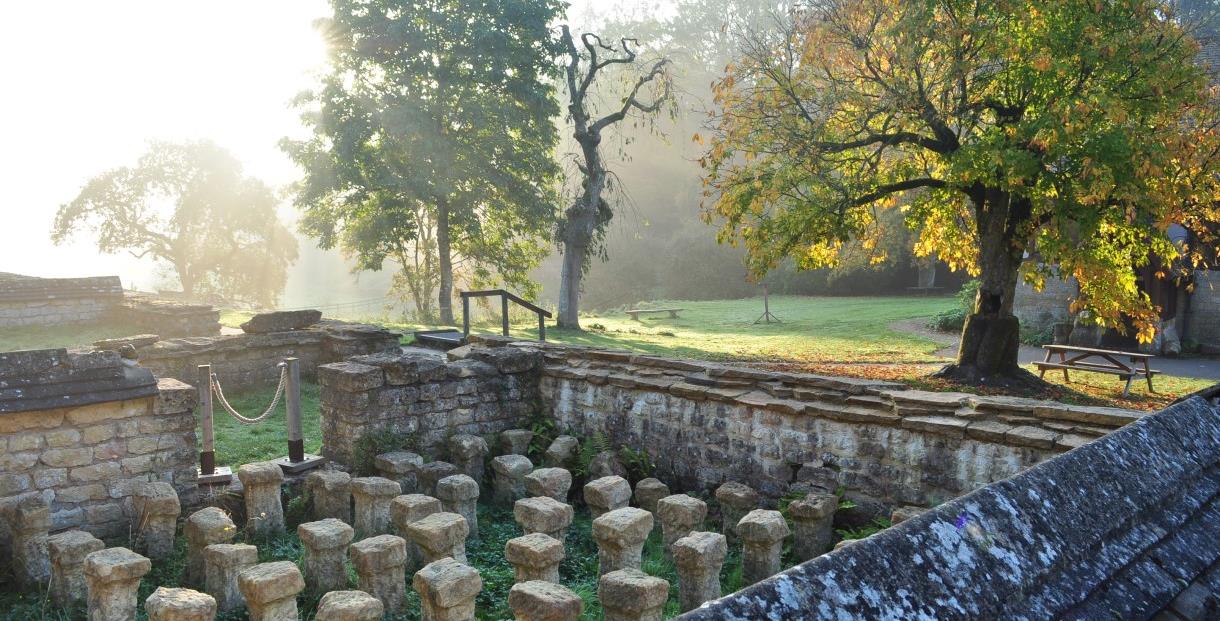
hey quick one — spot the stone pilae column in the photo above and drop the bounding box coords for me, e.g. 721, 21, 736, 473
48, 529, 104, 609
598, 568, 669, 621
184, 507, 236, 588
236, 462, 285, 537
417, 461, 460, 498
591, 507, 653, 575
298, 518, 355, 593
306, 469, 352, 523
350, 534, 409, 614
203, 543, 257, 613
656, 494, 707, 560
500, 429, 533, 455
714, 481, 759, 544
583, 476, 632, 519
525, 467, 572, 503
133, 481, 182, 561
788, 492, 837, 561
14, 496, 51, 589
145, 587, 217, 621
414, 557, 483, 621
672, 531, 727, 612
84, 547, 152, 621
448, 434, 488, 491
633, 478, 670, 518
737, 509, 790, 585
315, 590, 384, 621
543, 435, 578, 468
351, 476, 401, 536
509, 580, 583, 621
436, 474, 481, 540
504, 533, 565, 584
237, 561, 305, 621
391, 493, 443, 573
375, 451, 423, 494
513, 497, 574, 543
404, 511, 470, 563
491, 454, 533, 504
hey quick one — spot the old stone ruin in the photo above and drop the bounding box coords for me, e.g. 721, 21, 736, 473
0, 328, 1217, 619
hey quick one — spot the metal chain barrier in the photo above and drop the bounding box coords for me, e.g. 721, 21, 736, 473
210, 362, 287, 425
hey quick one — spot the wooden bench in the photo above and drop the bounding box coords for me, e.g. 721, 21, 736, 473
626, 308, 684, 321
1035, 344, 1159, 396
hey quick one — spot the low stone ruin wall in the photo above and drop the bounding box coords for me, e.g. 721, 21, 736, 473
317, 346, 542, 465
537, 343, 1141, 509
0, 274, 124, 328
0, 348, 199, 580
114, 294, 221, 337
678, 394, 1220, 620
132, 321, 402, 391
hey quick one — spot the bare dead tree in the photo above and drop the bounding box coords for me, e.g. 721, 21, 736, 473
556, 25, 673, 329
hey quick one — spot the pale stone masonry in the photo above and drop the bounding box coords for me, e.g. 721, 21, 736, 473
448, 434, 488, 490
133, 481, 181, 561
436, 474, 480, 540
238, 561, 304, 621
501, 428, 533, 455
414, 557, 483, 621
84, 547, 151, 621
350, 534, 409, 614
317, 347, 540, 465
599, 568, 670, 621
492, 454, 533, 504
584, 476, 632, 519
306, 469, 352, 523
673, 531, 727, 613
525, 467, 572, 502
203, 543, 257, 613
391, 493, 442, 573
0, 274, 123, 328
788, 492, 838, 561
298, 518, 355, 593
404, 512, 470, 563
714, 482, 758, 544
592, 507, 653, 575
514, 497, 574, 542
144, 587, 217, 621
184, 507, 236, 588
633, 478, 669, 518
509, 580, 583, 621
737, 509, 790, 585
417, 461, 460, 497
316, 590, 384, 621
505, 533, 565, 584
48, 529, 105, 608
351, 476, 401, 536
237, 462, 285, 537
657, 494, 707, 559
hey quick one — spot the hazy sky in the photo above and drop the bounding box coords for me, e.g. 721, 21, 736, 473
0, 0, 645, 294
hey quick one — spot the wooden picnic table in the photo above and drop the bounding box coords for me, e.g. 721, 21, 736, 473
626, 308, 683, 321
1035, 344, 1158, 396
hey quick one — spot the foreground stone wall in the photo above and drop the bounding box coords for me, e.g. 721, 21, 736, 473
0, 350, 199, 582
534, 344, 1142, 508
0, 274, 124, 328
134, 322, 401, 391
317, 346, 541, 464
679, 395, 1220, 620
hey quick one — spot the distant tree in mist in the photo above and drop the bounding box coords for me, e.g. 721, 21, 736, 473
51, 140, 298, 307
555, 25, 674, 328
284, 0, 563, 324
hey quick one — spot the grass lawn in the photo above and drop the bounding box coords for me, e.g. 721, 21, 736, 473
0, 319, 149, 352
202, 380, 323, 468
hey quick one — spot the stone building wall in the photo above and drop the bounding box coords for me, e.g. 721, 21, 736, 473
1013, 270, 1077, 332
0, 274, 124, 328
0, 349, 198, 579
1185, 269, 1220, 345
316, 346, 542, 465
115, 294, 222, 337
133, 321, 401, 391
536, 344, 1141, 508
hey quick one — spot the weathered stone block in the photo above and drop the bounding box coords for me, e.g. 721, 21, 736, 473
448, 434, 489, 490
715, 481, 759, 544
375, 451, 423, 494
544, 435, 579, 468
500, 429, 534, 455
418, 461, 461, 497
657, 495, 707, 560
351, 476, 401, 536
240, 309, 322, 333
238, 561, 304, 621
673, 532, 727, 612
788, 493, 837, 561
404, 512, 470, 563
414, 557, 482, 621
509, 580, 583, 621
184, 507, 237, 588
584, 476, 632, 519
133, 481, 181, 561
315, 590, 384, 621
391, 493, 443, 573
48, 529, 104, 609
525, 467, 572, 503
504, 533, 565, 584
13, 495, 51, 588
145, 587, 217, 621
592, 507, 653, 575
737, 509, 790, 584
514, 497, 574, 543
633, 478, 670, 517
598, 569, 669, 621
203, 543, 257, 613
306, 469, 352, 522
298, 518, 355, 593
236, 462, 285, 537
84, 547, 152, 621
318, 362, 384, 392
350, 534, 408, 614
492, 454, 533, 504
436, 474, 481, 540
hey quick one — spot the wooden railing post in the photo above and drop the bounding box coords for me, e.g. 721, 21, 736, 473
538, 312, 546, 342
198, 364, 215, 475
462, 295, 471, 336
284, 357, 303, 463
502, 294, 510, 336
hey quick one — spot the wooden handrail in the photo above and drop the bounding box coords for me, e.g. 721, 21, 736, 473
460, 289, 550, 341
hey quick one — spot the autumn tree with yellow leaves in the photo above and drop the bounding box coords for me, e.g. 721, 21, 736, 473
702, 0, 1220, 384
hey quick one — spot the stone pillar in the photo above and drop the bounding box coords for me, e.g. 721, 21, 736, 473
656, 494, 707, 559
184, 507, 236, 588
436, 474, 481, 540
298, 518, 355, 593
513, 497, 574, 543
592, 508, 653, 575
13, 495, 51, 589
500, 428, 533, 455
448, 434, 489, 490
788, 492, 837, 561
351, 476, 401, 536
236, 462, 285, 538
315, 590, 384, 621
714, 482, 759, 544
417, 461, 461, 497
633, 478, 670, 518
504, 533, 564, 584
306, 470, 352, 523
238, 561, 305, 621
133, 481, 182, 561
145, 587, 217, 621
737, 509, 790, 585
84, 547, 152, 621
391, 493, 443, 573
492, 455, 533, 504
509, 580, 583, 621
544, 435, 578, 468
48, 530, 105, 609
404, 512, 470, 563
525, 467, 572, 502
598, 569, 669, 621
583, 476, 632, 519
203, 543, 257, 613
672, 532, 727, 612
350, 534, 409, 614
375, 451, 423, 494
414, 557, 482, 621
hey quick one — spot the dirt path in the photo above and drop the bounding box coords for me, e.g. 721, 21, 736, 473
889, 318, 957, 358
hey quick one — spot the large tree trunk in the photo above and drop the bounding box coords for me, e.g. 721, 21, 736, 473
937, 190, 1041, 386
436, 201, 455, 325
557, 233, 587, 328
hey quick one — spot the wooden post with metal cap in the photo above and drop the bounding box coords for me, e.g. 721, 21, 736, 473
196, 364, 232, 485
275, 356, 326, 474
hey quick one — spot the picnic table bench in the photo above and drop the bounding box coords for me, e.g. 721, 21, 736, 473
1035, 344, 1159, 396
626, 308, 684, 321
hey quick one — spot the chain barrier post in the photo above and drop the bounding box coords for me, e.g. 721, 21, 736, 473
196, 364, 232, 485
285, 357, 304, 463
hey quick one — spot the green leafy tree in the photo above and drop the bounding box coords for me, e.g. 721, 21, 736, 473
703, 0, 1220, 383
284, 0, 562, 324
52, 140, 298, 307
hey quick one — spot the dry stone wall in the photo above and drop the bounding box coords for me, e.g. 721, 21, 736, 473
317, 347, 541, 464
0, 349, 199, 584
117, 295, 221, 337
531, 343, 1142, 508
0, 274, 124, 328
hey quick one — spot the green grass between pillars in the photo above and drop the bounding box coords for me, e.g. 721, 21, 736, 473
202, 381, 323, 467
